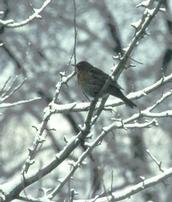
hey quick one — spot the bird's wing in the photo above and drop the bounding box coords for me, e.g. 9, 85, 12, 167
91, 66, 110, 82
92, 66, 124, 90
112, 81, 124, 90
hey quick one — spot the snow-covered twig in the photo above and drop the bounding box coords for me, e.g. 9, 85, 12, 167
0, 0, 52, 28
73, 167, 172, 202
50, 72, 172, 113
0, 97, 41, 109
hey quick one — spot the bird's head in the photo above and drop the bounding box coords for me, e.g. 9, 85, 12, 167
75, 61, 92, 71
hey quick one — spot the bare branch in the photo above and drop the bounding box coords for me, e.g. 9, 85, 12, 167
146, 149, 165, 172
22, 70, 75, 174
0, 97, 41, 109
0, 0, 52, 28
50, 72, 172, 113
0, 77, 27, 103
73, 167, 172, 202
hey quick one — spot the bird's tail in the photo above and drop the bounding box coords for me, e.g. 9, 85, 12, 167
109, 87, 136, 108
120, 93, 136, 108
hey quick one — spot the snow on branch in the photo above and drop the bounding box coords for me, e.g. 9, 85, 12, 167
73, 167, 172, 202
0, 97, 41, 109
0, 76, 41, 109
50, 72, 172, 113
0, 0, 52, 28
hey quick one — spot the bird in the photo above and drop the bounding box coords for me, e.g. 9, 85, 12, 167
75, 61, 136, 108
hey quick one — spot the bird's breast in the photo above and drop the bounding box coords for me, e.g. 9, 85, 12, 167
77, 70, 90, 86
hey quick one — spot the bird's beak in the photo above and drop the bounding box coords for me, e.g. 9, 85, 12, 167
71, 63, 76, 67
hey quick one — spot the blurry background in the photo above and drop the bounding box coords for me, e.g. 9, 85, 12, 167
0, 0, 172, 201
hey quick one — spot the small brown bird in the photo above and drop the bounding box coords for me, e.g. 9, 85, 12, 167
76, 61, 136, 108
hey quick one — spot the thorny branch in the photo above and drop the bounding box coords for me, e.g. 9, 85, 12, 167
0, 1, 169, 202
77, 0, 165, 129
73, 167, 172, 202
50, 72, 172, 113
